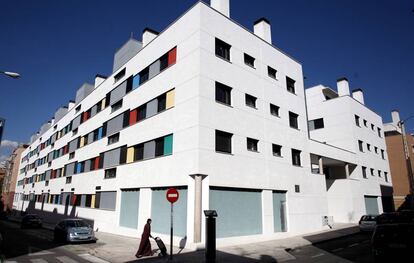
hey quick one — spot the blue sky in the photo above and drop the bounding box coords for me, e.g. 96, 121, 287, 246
0, 0, 413, 161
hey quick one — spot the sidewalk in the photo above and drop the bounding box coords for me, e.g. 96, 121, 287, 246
89, 223, 359, 263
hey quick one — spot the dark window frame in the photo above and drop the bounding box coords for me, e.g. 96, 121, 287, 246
215, 130, 232, 154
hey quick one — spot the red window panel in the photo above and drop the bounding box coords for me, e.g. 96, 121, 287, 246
168, 47, 177, 66
82, 111, 89, 123
94, 156, 100, 170
64, 145, 69, 154
71, 195, 77, 206
129, 109, 138, 125
51, 170, 56, 179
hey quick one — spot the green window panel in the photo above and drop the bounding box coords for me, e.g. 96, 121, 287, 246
119, 189, 139, 229
151, 187, 187, 237
210, 187, 262, 238
164, 134, 173, 155
273, 191, 287, 232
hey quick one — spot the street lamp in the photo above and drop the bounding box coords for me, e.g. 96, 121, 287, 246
0, 70, 20, 79
397, 115, 414, 209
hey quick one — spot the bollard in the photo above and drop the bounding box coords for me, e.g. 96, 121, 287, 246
204, 210, 218, 263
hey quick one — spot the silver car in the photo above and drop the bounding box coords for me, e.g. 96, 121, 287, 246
54, 219, 96, 243
359, 215, 378, 232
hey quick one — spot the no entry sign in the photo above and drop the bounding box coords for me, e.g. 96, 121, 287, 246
166, 188, 179, 203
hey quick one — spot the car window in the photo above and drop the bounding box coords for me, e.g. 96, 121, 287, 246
65, 220, 88, 227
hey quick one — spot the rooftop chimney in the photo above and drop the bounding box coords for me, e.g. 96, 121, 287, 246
142, 28, 159, 47
95, 74, 107, 88
352, 88, 365, 104
113, 38, 142, 73
211, 0, 230, 17
68, 100, 75, 110
337, 77, 350, 96
253, 18, 272, 44
392, 110, 400, 126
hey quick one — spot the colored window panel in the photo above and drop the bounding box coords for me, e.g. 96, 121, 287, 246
76, 162, 82, 174
126, 147, 135, 163
80, 137, 85, 147
98, 127, 103, 139
132, 74, 140, 89
101, 98, 106, 110
168, 47, 177, 65
91, 195, 96, 208
94, 157, 100, 170
164, 135, 173, 155
166, 89, 175, 109
129, 109, 138, 125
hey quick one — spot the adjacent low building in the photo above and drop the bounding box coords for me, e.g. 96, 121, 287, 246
1, 144, 28, 211
13, 0, 393, 247
384, 110, 414, 209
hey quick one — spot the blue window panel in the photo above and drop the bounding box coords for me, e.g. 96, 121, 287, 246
98, 127, 103, 139
75, 163, 82, 174
132, 74, 140, 89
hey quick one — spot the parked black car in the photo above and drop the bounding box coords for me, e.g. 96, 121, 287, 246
21, 214, 42, 228
54, 219, 96, 243
372, 210, 414, 260
371, 223, 413, 260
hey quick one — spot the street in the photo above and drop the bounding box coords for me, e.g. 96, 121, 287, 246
1, 218, 412, 263
0, 219, 105, 263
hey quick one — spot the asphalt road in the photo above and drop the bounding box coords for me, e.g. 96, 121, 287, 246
0, 219, 104, 263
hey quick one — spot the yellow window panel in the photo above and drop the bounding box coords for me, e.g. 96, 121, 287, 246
48, 195, 52, 203
166, 89, 175, 109
91, 195, 96, 208
126, 147, 135, 163
61, 167, 65, 177
80, 137, 85, 147
101, 98, 106, 109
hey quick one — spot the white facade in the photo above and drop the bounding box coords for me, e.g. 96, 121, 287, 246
13, 1, 392, 248
306, 80, 393, 223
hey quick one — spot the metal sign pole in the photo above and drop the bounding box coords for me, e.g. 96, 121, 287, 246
170, 203, 173, 260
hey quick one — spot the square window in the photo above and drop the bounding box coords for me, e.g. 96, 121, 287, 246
370, 168, 374, 176
362, 166, 367, 178
245, 94, 257, 108
104, 168, 116, 179
374, 146, 378, 154
291, 149, 301, 166
66, 177, 72, 184
295, 185, 300, 193
215, 38, 231, 61
114, 68, 126, 83
270, 104, 280, 117
247, 138, 259, 152
371, 124, 375, 130
367, 143, 371, 151
134, 144, 144, 161
155, 137, 165, 157
377, 127, 382, 137
309, 118, 324, 131
244, 53, 255, 68
289, 111, 299, 129
215, 82, 232, 106
111, 99, 123, 113
286, 76, 296, 94
139, 67, 149, 85
69, 152, 75, 159
75, 105, 81, 113
272, 144, 282, 157
355, 115, 360, 127
215, 130, 232, 154
358, 140, 364, 152
363, 119, 367, 127
108, 133, 119, 145
268, 66, 277, 79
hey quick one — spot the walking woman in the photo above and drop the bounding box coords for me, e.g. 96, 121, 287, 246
135, 218, 154, 258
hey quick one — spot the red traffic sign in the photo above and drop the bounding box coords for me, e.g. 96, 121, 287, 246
166, 188, 179, 203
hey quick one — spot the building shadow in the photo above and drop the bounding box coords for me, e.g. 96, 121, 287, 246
124, 249, 279, 262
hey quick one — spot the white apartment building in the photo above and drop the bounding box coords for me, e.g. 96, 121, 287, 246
13, 0, 393, 247
306, 79, 394, 222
